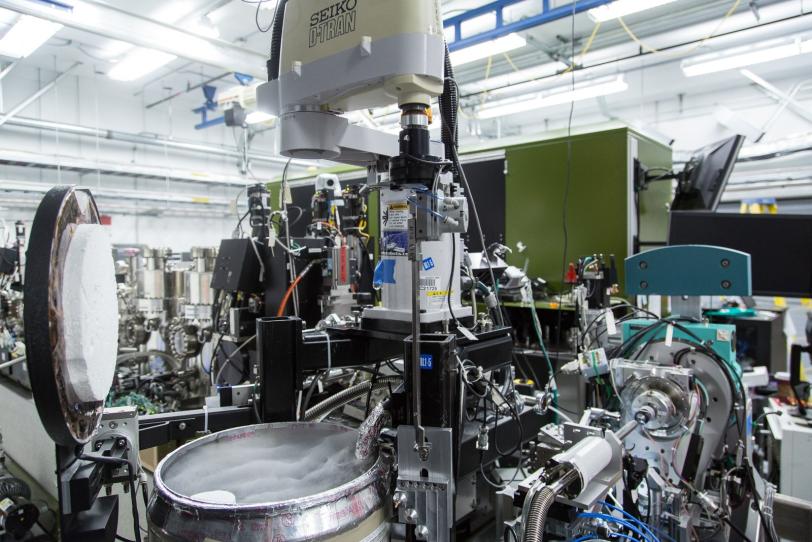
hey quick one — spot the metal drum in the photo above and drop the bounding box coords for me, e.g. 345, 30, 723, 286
148, 422, 390, 542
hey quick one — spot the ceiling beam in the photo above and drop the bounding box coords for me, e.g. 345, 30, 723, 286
444, 0, 612, 51
0, 148, 253, 187
0, 0, 268, 78
2, 115, 313, 169
0, 179, 232, 206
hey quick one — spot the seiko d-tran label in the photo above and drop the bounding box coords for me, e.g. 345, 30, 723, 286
310, 0, 357, 47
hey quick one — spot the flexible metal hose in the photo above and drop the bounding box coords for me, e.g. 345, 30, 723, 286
521, 487, 556, 542
0, 476, 30, 500
304, 376, 401, 422
522, 470, 580, 542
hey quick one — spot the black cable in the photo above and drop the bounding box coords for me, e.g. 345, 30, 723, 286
490, 374, 523, 458
720, 515, 753, 542
252, 0, 273, 33
447, 233, 462, 327
384, 359, 403, 375
555, 1, 578, 350
235, 210, 250, 237
448, 143, 504, 327
503, 524, 519, 542
78, 455, 142, 542
301, 370, 326, 419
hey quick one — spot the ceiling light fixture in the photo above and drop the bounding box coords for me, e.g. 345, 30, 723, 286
0, 14, 63, 59
477, 75, 628, 119
108, 48, 177, 82
587, 0, 678, 22
681, 37, 812, 77
449, 32, 526, 66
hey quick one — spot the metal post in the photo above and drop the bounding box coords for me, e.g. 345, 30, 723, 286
409, 215, 428, 459
257, 317, 302, 422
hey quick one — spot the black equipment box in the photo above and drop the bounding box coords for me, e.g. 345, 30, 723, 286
211, 239, 264, 293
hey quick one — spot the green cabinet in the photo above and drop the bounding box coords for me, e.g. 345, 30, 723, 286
503, 127, 672, 294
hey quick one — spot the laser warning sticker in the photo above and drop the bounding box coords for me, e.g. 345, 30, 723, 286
382, 202, 410, 230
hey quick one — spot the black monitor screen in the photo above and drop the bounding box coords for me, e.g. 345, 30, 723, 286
669, 211, 812, 297
672, 135, 745, 211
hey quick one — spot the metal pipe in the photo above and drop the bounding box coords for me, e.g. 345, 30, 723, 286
615, 420, 639, 441
2, 116, 312, 168
0, 357, 25, 371
0, 62, 80, 128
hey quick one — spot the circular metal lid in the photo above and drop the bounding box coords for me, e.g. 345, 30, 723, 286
23, 186, 119, 447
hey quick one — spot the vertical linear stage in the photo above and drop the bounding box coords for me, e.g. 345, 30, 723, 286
258, 317, 302, 422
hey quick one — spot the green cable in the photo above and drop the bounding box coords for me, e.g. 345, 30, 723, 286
529, 302, 557, 410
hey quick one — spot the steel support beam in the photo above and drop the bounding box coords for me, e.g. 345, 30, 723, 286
0, 195, 234, 218
2, 115, 312, 169
741, 69, 812, 124
0, 60, 19, 83
0, 62, 80, 128
0, 179, 232, 206
0, 148, 252, 187
0, 0, 267, 78
444, 0, 612, 51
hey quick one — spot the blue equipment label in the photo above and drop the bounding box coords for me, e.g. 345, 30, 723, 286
420, 354, 433, 370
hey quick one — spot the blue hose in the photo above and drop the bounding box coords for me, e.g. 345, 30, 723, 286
598, 500, 660, 542
577, 512, 657, 542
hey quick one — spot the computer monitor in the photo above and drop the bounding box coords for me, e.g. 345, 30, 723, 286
672, 135, 745, 211
668, 211, 812, 297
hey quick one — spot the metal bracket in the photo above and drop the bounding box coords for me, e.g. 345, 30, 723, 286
396, 426, 454, 542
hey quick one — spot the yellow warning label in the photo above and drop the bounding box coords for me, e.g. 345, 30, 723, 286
426, 290, 451, 297
192, 196, 211, 204
774, 297, 787, 308
801, 298, 812, 308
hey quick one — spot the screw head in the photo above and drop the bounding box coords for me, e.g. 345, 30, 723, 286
640, 281, 648, 290
721, 259, 730, 268
178, 422, 187, 431
639, 261, 648, 270
721, 280, 731, 290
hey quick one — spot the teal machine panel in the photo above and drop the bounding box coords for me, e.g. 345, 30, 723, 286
625, 245, 752, 297
621, 319, 739, 371
621, 245, 753, 373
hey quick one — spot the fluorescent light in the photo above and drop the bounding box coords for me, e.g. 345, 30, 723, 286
681, 38, 812, 77
450, 33, 526, 66
477, 75, 628, 119
588, 0, 677, 22
0, 14, 63, 59
108, 48, 177, 81
245, 111, 276, 125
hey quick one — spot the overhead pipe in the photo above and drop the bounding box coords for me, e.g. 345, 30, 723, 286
2, 116, 312, 169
